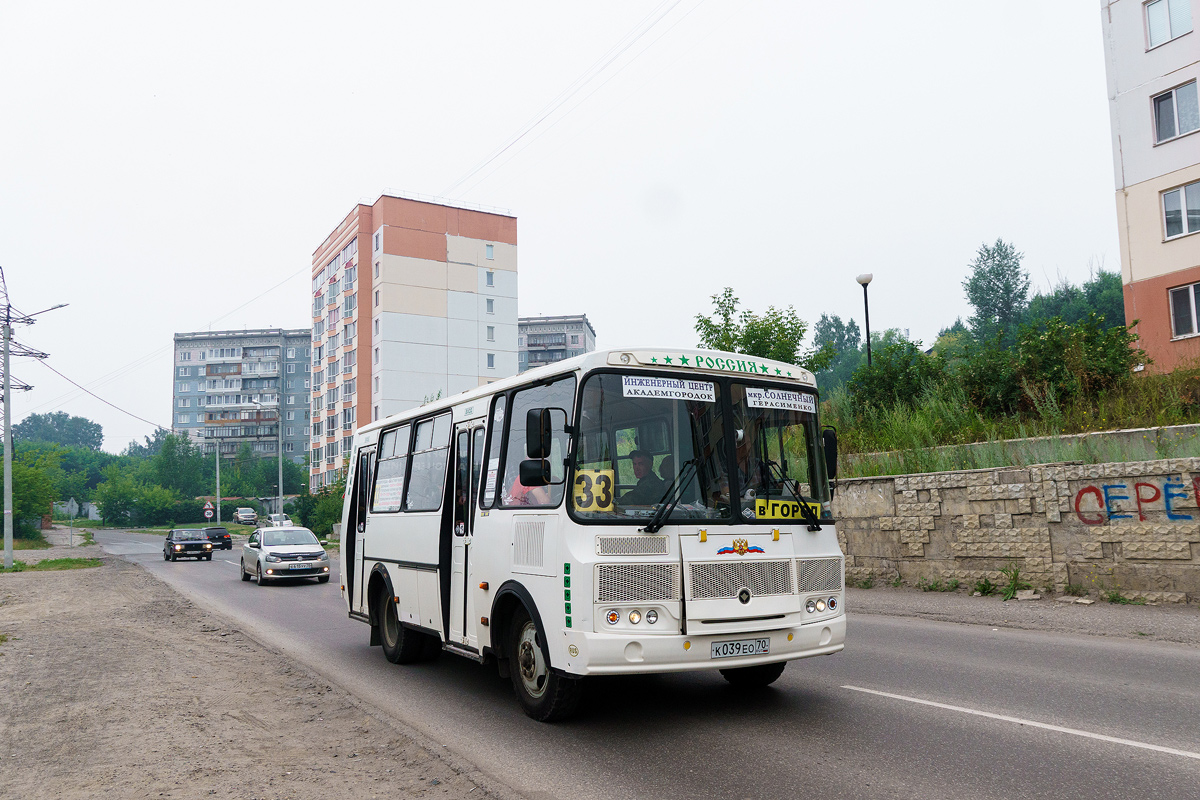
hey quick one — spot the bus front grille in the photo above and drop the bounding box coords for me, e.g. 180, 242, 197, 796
596, 535, 669, 556
689, 561, 793, 600
796, 558, 842, 593
596, 564, 681, 603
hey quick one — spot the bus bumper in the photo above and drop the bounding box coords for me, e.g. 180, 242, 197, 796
558, 614, 846, 676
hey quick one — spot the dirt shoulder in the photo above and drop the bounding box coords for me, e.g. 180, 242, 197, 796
847, 585, 1200, 646
0, 554, 499, 800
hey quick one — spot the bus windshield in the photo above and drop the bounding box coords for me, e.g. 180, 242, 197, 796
570, 372, 830, 525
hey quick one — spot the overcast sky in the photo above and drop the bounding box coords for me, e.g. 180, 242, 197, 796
1, 0, 1119, 452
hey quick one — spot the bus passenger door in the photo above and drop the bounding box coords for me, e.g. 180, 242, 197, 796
449, 425, 475, 645
348, 448, 375, 613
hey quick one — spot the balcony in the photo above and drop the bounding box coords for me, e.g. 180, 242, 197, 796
525, 335, 567, 350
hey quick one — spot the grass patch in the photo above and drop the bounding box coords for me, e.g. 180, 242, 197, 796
973, 578, 997, 596
999, 563, 1032, 601
852, 576, 875, 590
1064, 582, 1087, 597
12, 534, 52, 550
888, 574, 903, 588
1, 557, 102, 573
0, 633, 8, 645
918, 578, 961, 592
1102, 588, 1146, 605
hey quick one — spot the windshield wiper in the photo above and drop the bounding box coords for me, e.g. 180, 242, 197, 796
643, 458, 698, 534
764, 459, 822, 531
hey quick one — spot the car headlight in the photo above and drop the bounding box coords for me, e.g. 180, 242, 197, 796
265, 554, 282, 562
205, 543, 212, 549
318, 552, 329, 561
174, 545, 182, 551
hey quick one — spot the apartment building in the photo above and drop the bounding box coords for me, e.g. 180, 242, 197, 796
172, 329, 311, 463
517, 314, 597, 372
310, 193, 517, 489
1102, 0, 1200, 371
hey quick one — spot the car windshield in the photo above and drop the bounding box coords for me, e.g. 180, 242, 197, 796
570, 372, 831, 525
261, 529, 319, 547
176, 530, 206, 540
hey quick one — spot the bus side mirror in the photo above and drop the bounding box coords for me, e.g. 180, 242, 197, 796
822, 427, 838, 480
519, 458, 551, 487
526, 408, 552, 459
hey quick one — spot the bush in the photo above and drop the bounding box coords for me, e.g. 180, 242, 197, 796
848, 341, 945, 410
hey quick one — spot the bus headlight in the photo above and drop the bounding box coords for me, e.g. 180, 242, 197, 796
606, 610, 620, 625
628, 610, 641, 625
806, 599, 817, 613
816, 599, 827, 612
645, 610, 658, 624
828, 597, 838, 611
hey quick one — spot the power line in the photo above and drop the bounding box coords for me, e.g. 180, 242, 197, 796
35, 358, 171, 432
440, 0, 686, 199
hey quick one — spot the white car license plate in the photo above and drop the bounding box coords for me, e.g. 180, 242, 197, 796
710, 638, 770, 659
289, 563, 308, 570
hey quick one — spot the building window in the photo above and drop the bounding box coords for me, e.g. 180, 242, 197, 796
571, 334, 579, 345
486, 271, 494, 287
487, 353, 495, 369
374, 347, 380, 365
284, 442, 295, 453
374, 232, 381, 251
1154, 81, 1199, 143
374, 318, 379, 335
374, 405, 379, 421
286, 410, 295, 421
487, 325, 495, 341
287, 395, 295, 405
177, 367, 190, 377
177, 413, 190, 424
518, 336, 524, 346
286, 427, 295, 437
177, 398, 190, 408
179, 351, 191, 362
286, 363, 296, 374
1146, 0, 1193, 49
1164, 180, 1200, 238
486, 243, 494, 260
486, 298, 494, 314
374, 290, 380, 307
374, 376, 380, 394
286, 347, 296, 359
374, 261, 380, 278
1171, 281, 1200, 336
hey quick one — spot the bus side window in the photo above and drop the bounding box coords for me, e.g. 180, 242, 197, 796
500, 376, 576, 508
406, 413, 452, 512
370, 424, 410, 513
480, 395, 506, 508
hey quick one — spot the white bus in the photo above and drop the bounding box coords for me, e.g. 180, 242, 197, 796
340, 347, 845, 721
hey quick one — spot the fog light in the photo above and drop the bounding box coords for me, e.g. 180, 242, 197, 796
816, 600, 827, 612
266, 569, 274, 575
629, 610, 642, 625
806, 599, 817, 613
323, 566, 329, 572
645, 610, 658, 624
606, 610, 620, 625
828, 597, 838, 611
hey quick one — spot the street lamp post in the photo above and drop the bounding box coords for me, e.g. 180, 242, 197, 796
856, 273, 874, 368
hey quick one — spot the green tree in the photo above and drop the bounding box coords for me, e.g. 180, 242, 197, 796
0, 447, 57, 536
1023, 269, 1125, 330
151, 433, 205, 497
137, 484, 181, 526
963, 239, 1031, 344
122, 428, 173, 459
695, 288, 832, 370
308, 477, 346, 539
93, 465, 140, 526
13, 411, 103, 450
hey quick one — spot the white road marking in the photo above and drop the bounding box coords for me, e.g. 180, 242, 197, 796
843, 685, 1200, 761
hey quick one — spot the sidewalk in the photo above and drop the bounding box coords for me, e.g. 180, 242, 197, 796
848, 585, 1200, 646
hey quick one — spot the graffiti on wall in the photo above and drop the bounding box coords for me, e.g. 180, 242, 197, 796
1074, 478, 1200, 525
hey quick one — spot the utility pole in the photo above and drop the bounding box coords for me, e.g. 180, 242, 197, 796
0, 266, 63, 569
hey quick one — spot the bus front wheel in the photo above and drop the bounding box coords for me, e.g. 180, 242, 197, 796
508, 608, 581, 722
719, 661, 786, 687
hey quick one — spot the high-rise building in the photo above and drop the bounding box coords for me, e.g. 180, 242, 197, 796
1101, 0, 1199, 371
517, 314, 597, 372
172, 329, 311, 464
310, 193, 517, 489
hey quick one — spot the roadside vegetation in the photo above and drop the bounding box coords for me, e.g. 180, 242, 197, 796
0, 558, 103, 574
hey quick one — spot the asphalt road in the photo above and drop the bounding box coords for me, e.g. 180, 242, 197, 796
99, 530, 1200, 800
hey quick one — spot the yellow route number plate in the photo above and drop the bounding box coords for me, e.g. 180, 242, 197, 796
755, 498, 822, 520
574, 469, 616, 512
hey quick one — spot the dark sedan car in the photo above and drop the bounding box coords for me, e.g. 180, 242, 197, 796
164, 529, 214, 561
203, 526, 232, 550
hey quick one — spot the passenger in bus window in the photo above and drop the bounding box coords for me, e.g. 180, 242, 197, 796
734, 430, 767, 498
658, 454, 675, 483
505, 474, 550, 506
620, 450, 666, 505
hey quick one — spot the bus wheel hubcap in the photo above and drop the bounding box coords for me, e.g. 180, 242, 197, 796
517, 624, 547, 698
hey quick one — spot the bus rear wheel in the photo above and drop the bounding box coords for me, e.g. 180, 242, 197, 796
379, 593, 426, 664
508, 608, 581, 722
719, 661, 786, 687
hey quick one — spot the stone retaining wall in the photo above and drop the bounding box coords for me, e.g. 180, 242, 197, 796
831, 458, 1200, 603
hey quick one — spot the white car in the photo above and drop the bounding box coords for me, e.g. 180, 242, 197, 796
267, 513, 293, 527
240, 526, 330, 586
